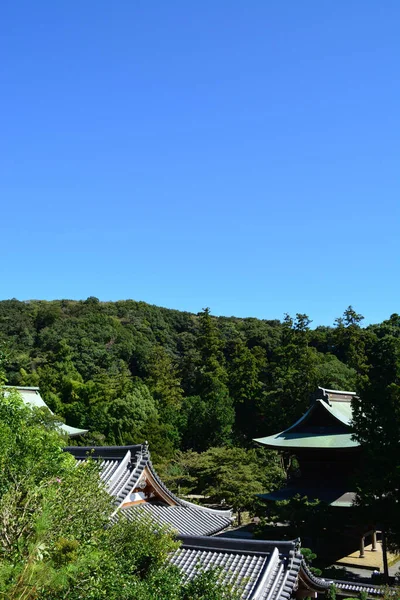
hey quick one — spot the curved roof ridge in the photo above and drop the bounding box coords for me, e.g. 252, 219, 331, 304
283, 397, 353, 433
299, 558, 383, 596
4, 385, 40, 391
322, 387, 356, 396
65, 444, 144, 455
178, 535, 299, 554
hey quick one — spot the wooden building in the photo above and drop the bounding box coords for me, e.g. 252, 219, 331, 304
254, 387, 360, 508
64, 442, 384, 598
64, 443, 233, 536
254, 387, 379, 561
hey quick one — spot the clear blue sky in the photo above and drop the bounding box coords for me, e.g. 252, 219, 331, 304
1, 1, 399, 326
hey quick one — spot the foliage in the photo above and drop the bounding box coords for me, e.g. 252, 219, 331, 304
0, 299, 360, 459
181, 566, 241, 600
0, 389, 246, 599
300, 548, 322, 577
159, 446, 284, 524
352, 321, 400, 553
324, 584, 337, 600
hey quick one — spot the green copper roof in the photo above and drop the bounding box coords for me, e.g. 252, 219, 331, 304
4, 386, 88, 438
285, 399, 352, 433
319, 400, 352, 427
254, 389, 360, 450
254, 431, 358, 449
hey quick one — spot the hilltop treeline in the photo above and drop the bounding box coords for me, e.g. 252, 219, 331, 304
0, 298, 395, 459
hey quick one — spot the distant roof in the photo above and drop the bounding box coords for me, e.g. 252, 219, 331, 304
259, 486, 356, 507
65, 444, 232, 537
120, 502, 231, 537
4, 386, 88, 438
299, 560, 383, 598
254, 430, 358, 450
171, 536, 303, 600
171, 536, 384, 599
254, 386, 360, 451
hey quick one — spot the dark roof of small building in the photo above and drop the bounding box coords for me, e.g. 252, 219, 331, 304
64, 444, 232, 537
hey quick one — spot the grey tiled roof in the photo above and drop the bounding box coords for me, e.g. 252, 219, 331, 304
300, 560, 384, 597
172, 536, 386, 599
64, 444, 232, 537
65, 445, 146, 505
171, 536, 303, 600
120, 502, 232, 536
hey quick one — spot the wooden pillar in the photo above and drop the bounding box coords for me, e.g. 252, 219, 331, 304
382, 530, 389, 582
371, 530, 377, 552
359, 535, 365, 558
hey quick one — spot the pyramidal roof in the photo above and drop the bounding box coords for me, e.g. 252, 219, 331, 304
254, 387, 360, 450
4, 386, 88, 438
64, 444, 233, 537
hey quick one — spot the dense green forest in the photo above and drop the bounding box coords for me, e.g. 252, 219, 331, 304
0, 298, 396, 455
2, 298, 400, 554
0, 298, 367, 455
0, 390, 238, 599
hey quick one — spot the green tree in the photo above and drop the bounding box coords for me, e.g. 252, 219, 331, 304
262, 314, 319, 433
333, 306, 369, 374
315, 354, 356, 390
352, 333, 400, 578
104, 380, 158, 444
181, 309, 234, 450
0, 388, 240, 600
145, 344, 184, 449
161, 446, 284, 526
226, 337, 264, 444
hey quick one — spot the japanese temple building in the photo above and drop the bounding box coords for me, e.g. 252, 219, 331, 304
64, 442, 384, 598
5, 385, 87, 437
3, 385, 385, 597
64, 443, 233, 537
254, 387, 361, 508
254, 387, 383, 565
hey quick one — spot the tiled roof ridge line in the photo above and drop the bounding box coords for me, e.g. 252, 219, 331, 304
116, 447, 149, 507
146, 458, 232, 518
300, 559, 384, 596
320, 387, 356, 396
4, 385, 40, 391
300, 559, 332, 591
178, 535, 298, 554
65, 444, 144, 454
107, 449, 131, 493
249, 546, 280, 600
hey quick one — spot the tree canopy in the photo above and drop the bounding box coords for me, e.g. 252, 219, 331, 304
0, 387, 240, 600
0, 300, 360, 459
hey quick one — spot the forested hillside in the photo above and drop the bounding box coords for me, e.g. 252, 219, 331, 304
1, 298, 390, 460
